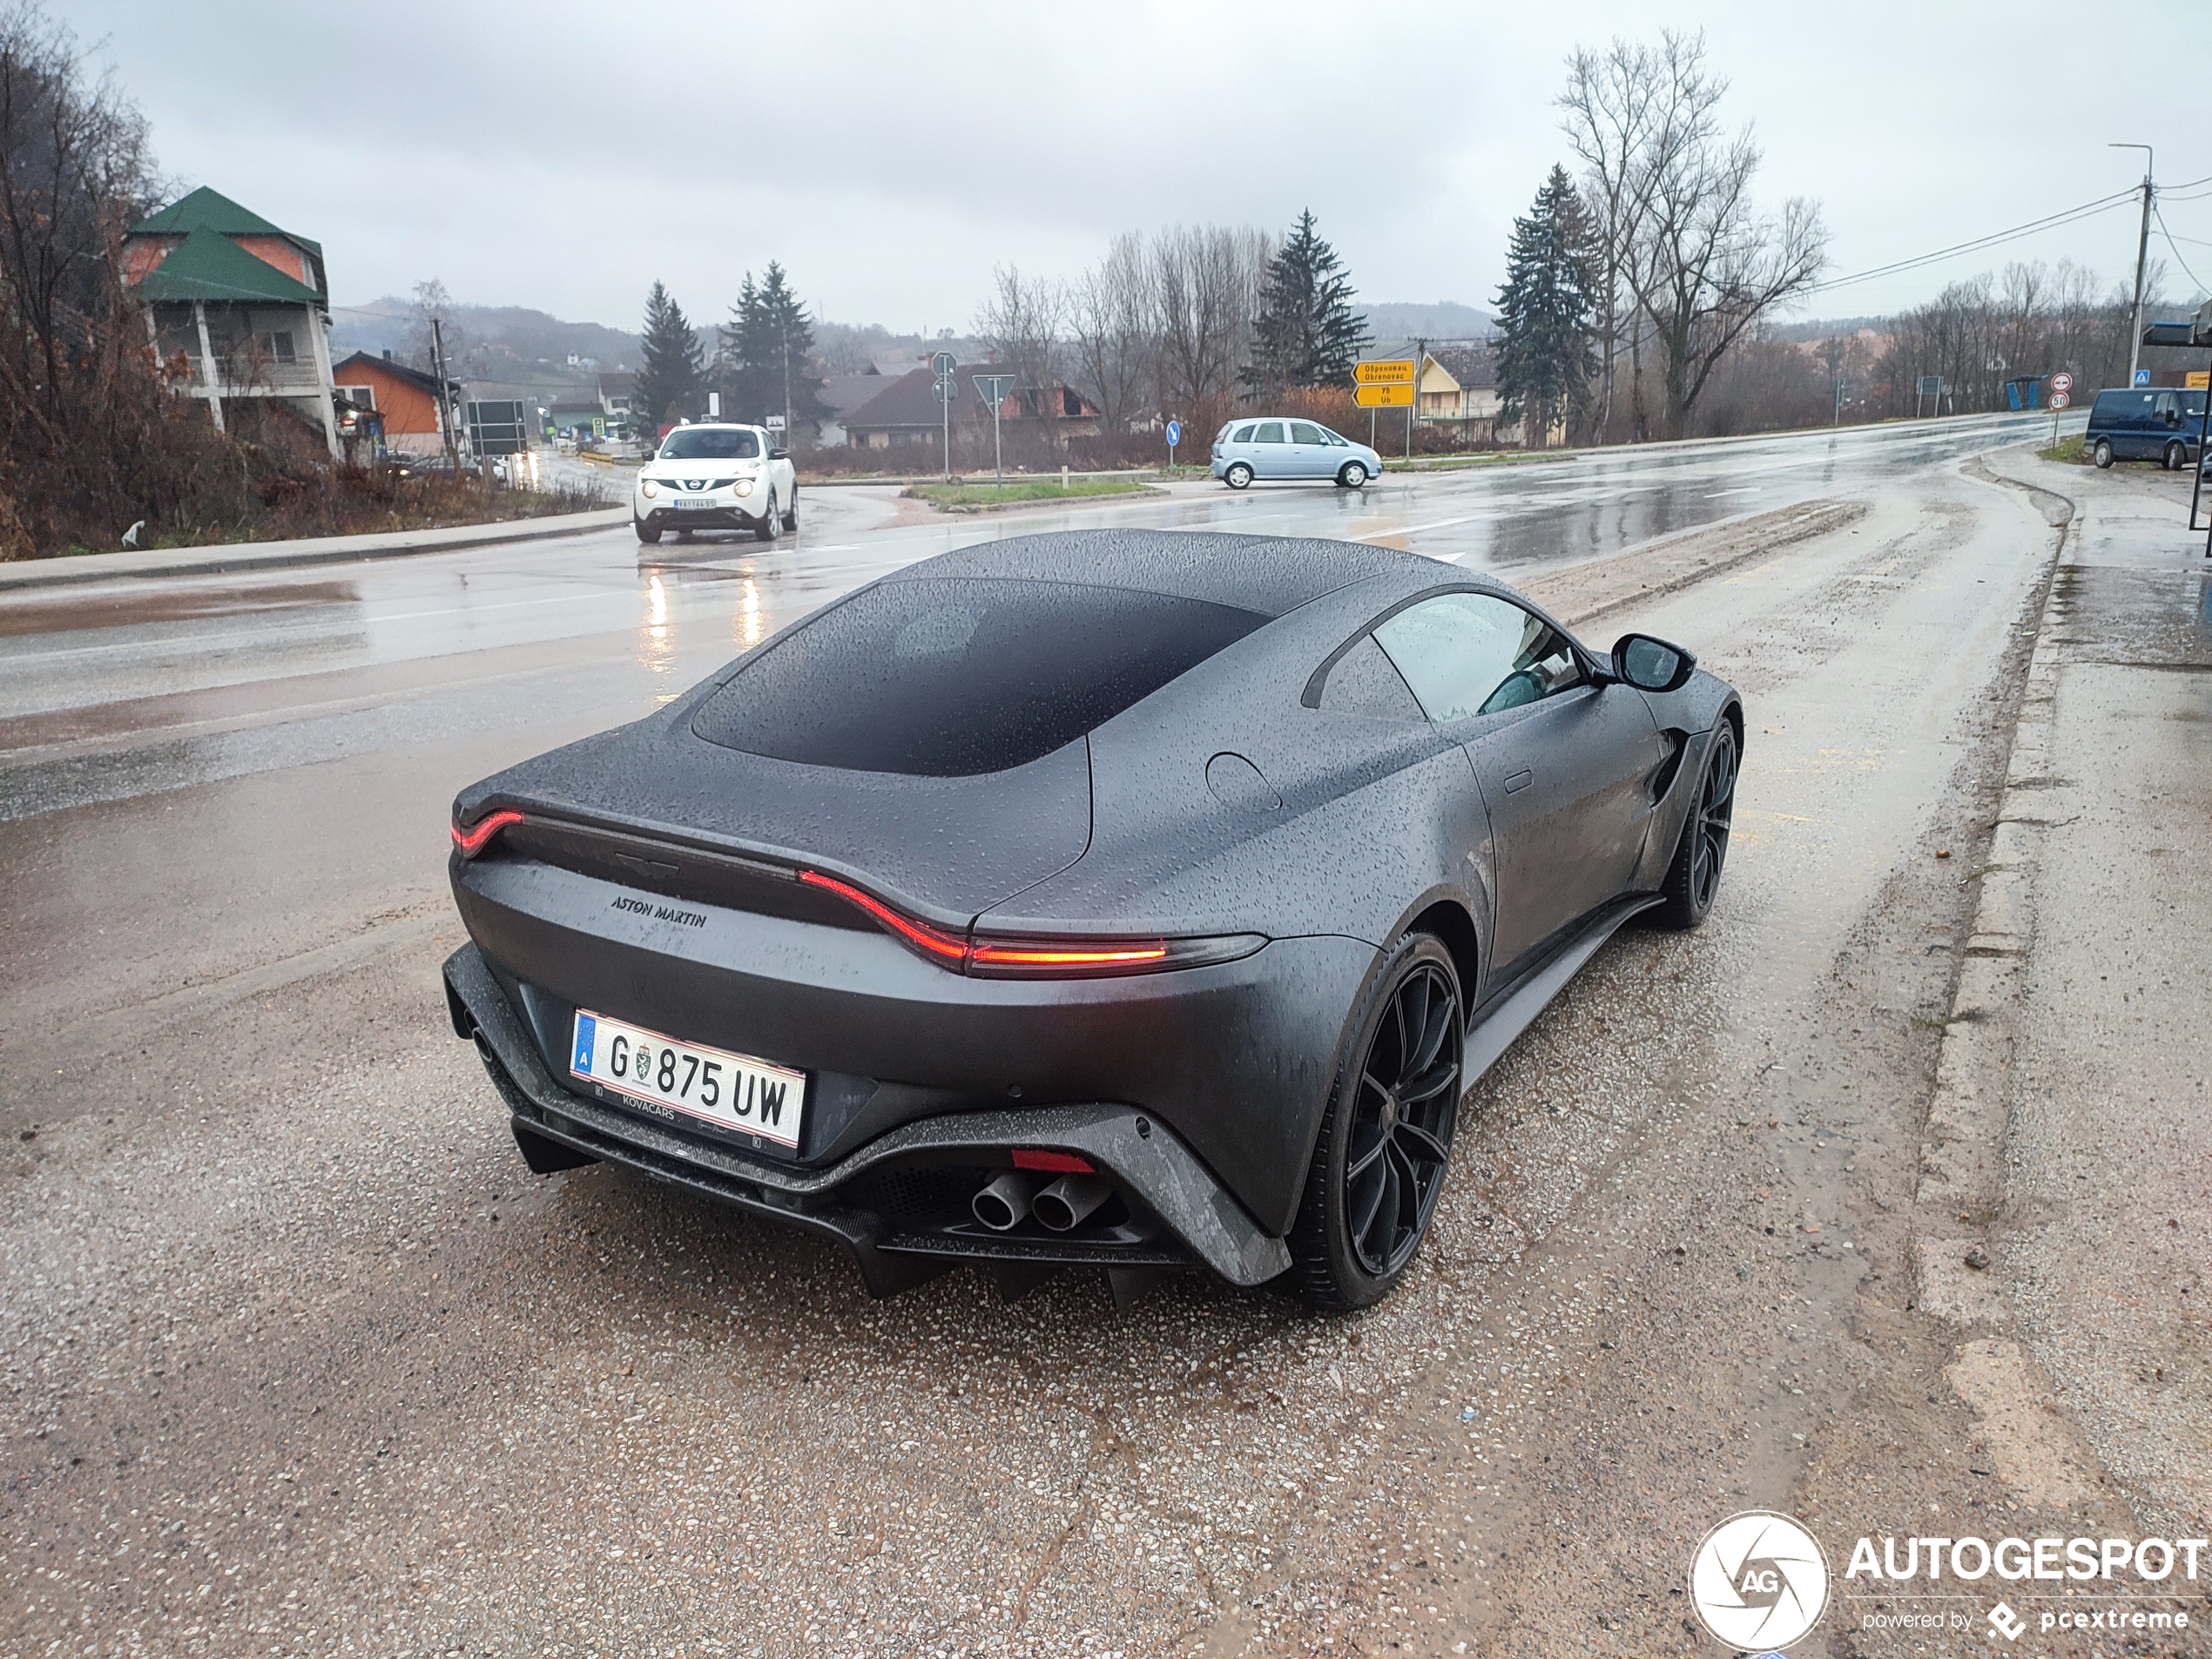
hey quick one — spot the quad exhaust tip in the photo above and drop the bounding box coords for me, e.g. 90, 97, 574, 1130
972, 1170, 1039, 1231
1032, 1173, 1112, 1232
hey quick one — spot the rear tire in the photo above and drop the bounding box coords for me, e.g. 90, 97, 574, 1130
1649, 722, 1737, 930
2093, 439, 2114, 469
1288, 934, 1464, 1310
1337, 461, 1369, 489
2165, 441, 2186, 472
634, 516, 662, 544
1224, 462, 1253, 490
754, 489, 781, 542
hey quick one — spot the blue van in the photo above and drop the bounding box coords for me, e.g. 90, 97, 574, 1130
2085, 386, 2209, 469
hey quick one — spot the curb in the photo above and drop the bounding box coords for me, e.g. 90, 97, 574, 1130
0, 506, 634, 594
1910, 459, 2075, 1328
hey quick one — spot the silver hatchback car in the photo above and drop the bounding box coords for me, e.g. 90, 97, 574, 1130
1211, 417, 1382, 489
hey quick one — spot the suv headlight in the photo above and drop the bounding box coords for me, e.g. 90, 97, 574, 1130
641, 479, 659, 498
734, 480, 753, 497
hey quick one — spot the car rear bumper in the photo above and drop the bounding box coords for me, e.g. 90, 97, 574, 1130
444, 941, 1294, 1293
449, 848, 1377, 1233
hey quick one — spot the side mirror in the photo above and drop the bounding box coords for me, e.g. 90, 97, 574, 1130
1611, 632, 1696, 693
769, 447, 789, 461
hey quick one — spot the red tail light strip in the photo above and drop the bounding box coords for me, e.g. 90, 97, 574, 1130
796, 869, 968, 962
797, 867, 1173, 976
451, 808, 525, 857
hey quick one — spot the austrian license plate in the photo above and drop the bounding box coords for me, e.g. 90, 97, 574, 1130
569, 1009, 806, 1148
672, 496, 720, 509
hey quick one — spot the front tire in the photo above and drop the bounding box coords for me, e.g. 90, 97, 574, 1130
2165, 441, 2186, 472
633, 516, 662, 545
2093, 439, 2114, 469
754, 489, 781, 543
781, 488, 799, 532
1224, 462, 1253, 490
1649, 722, 1737, 930
1337, 461, 1369, 489
1288, 934, 1465, 1310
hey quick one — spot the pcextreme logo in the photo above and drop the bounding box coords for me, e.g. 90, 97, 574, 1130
1687, 1510, 1832, 1651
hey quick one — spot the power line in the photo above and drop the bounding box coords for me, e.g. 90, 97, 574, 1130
1804, 188, 2140, 296
2155, 205, 2207, 293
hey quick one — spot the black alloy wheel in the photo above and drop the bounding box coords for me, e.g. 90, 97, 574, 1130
1290, 934, 1464, 1307
1652, 722, 1737, 929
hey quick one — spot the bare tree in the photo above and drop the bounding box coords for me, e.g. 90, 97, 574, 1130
974, 263, 1065, 432
1558, 34, 1687, 441
1068, 230, 1157, 432
1152, 224, 1271, 435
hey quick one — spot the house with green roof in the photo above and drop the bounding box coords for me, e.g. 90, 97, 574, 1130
124, 187, 341, 455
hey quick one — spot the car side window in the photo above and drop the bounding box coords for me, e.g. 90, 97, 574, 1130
1290, 421, 1327, 445
1316, 633, 1425, 723
1322, 428, 1347, 446
1252, 421, 1285, 443
1231, 423, 1257, 442
1372, 592, 1582, 724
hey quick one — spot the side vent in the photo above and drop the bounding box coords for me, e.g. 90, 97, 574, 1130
1649, 731, 1689, 804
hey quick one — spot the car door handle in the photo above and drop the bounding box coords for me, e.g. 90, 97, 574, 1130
1502, 769, 1534, 794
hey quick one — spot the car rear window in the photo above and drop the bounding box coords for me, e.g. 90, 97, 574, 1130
659, 428, 760, 459
691, 577, 1270, 776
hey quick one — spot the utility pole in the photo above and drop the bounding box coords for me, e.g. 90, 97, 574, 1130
1409, 336, 1426, 462
2113, 143, 2154, 388
430, 316, 459, 469
781, 328, 792, 441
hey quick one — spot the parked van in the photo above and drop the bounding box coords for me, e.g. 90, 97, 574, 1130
2084, 386, 2209, 469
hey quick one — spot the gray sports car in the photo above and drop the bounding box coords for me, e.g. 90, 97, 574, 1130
442, 529, 1740, 1307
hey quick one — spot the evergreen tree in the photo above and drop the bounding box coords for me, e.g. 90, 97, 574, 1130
633, 280, 705, 436
719, 263, 829, 432
1244, 210, 1370, 392
1493, 166, 1597, 445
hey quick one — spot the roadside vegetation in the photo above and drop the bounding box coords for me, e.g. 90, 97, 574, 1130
2039, 435, 2089, 465
901, 478, 1157, 512
0, 9, 593, 560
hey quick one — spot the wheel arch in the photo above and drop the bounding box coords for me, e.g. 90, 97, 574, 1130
1406, 897, 1481, 1013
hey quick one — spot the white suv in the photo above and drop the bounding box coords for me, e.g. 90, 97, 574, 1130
633, 423, 798, 543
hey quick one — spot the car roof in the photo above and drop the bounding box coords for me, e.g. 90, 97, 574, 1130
882, 529, 1440, 619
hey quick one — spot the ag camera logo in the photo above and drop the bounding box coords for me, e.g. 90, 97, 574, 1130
1688, 1510, 1831, 1650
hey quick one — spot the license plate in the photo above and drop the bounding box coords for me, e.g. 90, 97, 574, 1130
672, 496, 721, 509
569, 1009, 806, 1147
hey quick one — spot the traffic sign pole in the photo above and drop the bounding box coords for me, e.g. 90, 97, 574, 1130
1165, 417, 1182, 475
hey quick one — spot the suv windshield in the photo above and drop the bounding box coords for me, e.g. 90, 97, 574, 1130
658, 428, 760, 460
691, 577, 1269, 775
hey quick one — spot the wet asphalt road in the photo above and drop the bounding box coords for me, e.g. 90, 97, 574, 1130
0, 414, 2134, 1657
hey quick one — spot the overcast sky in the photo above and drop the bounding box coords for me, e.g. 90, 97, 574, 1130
62, 0, 2212, 334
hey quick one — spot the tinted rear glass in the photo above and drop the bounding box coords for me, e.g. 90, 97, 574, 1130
658, 428, 760, 459
691, 577, 1269, 776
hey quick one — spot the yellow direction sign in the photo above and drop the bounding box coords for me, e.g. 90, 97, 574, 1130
1355, 382, 1415, 408
1355, 359, 1416, 386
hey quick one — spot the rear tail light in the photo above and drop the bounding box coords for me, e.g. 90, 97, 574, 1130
451, 808, 524, 858
797, 868, 1262, 978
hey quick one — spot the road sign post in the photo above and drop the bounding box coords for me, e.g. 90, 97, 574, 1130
1165, 417, 1181, 473
974, 374, 1015, 485
2047, 371, 2073, 447
1358, 360, 1417, 464
931, 351, 956, 482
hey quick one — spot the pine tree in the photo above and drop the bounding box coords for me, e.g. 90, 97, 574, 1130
1493, 166, 1597, 445
1244, 210, 1371, 392
633, 280, 705, 437
719, 263, 829, 432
